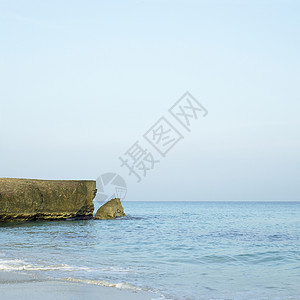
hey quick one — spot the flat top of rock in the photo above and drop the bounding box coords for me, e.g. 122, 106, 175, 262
0, 178, 96, 194
0, 178, 95, 183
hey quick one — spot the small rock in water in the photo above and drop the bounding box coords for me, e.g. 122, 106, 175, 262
94, 198, 125, 220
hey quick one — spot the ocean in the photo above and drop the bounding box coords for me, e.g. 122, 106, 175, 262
0, 201, 299, 300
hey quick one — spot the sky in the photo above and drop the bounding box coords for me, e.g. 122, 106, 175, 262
0, 0, 299, 201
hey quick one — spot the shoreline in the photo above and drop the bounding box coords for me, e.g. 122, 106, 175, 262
0, 271, 160, 300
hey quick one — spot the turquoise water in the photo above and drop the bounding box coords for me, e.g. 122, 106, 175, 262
0, 202, 299, 300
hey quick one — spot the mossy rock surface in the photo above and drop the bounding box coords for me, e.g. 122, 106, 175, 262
94, 198, 125, 220
0, 178, 97, 222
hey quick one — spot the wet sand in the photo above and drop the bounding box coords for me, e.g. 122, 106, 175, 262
0, 272, 158, 300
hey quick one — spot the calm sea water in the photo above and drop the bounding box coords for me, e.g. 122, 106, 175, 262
0, 202, 299, 300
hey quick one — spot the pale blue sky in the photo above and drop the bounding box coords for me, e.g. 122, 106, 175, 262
0, 0, 299, 200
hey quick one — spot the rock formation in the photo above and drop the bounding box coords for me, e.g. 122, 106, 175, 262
94, 198, 125, 220
0, 178, 96, 222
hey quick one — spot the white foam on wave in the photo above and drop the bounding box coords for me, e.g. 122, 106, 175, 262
0, 259, 27, 271
64, 277, 143, 290
0, 257, 133, 274
63, 277, 170, 300
0, 258, 168, 300
0, 258, 90, 272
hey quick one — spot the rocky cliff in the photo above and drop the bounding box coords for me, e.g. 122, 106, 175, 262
0, 178, 97, 222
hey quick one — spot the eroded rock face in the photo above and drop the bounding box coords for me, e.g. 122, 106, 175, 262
94, 198, 125, 220
0, 178, 97, 222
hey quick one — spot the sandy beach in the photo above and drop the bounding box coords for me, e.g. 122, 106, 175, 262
0, 271, 158, 300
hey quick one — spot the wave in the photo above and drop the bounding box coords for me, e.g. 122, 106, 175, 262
61, 278, 168, 300
63, 277, 143, 290
0, 258, 132, 273
102, 266, 132, 273
0, 258, 168, 299
0, 258, 90, 272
